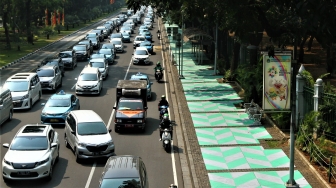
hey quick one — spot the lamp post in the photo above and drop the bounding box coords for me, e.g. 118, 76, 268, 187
176, 33, 182, 76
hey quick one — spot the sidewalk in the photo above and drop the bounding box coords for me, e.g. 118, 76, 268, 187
162, 23, 328, 188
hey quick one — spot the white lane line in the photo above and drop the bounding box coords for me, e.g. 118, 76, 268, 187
71, 83, 76, 90
84, 52, 134, 188
160, 20, 178, 187
84, 162, 96, 188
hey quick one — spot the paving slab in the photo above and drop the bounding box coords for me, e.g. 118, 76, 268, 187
187, 101, 244, 113
185, 91, 241, 101
196, 127, 272, 145
208, 171, 312, 188
191, 113, 255, 127
201, 146, 291, 170
182, 83, 233, 91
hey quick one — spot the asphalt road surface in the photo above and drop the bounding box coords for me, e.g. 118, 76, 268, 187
0, 10, 183, 188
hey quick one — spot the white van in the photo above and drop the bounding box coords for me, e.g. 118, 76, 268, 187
0, 87, 13, 125
3, 72, 42, 110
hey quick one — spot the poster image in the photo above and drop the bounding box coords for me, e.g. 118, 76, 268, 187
263, 54, 291, 110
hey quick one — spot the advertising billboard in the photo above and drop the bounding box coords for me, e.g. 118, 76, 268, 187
263, 53, 292, 110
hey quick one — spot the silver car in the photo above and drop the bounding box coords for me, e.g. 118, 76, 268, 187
75, 67, 103, 95
88, 58, 109, 79
37, 65, 63, 92
64, 110, 115, 163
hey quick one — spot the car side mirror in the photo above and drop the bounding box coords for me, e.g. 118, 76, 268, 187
72, 102, 77, 106
108, 129, 112, 133
41, 103, 45, 106
71, 131, 76, 135
30, 85, 35, 90
113, 106, 116, 109
3, 143, 9, 148
144, 107, 148, 110
51, 143, 58, 148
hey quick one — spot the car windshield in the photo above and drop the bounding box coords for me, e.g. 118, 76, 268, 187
10, 136, 48, 150
91, 54, 105, 59
111, 40, 121, 45
121, 32, 130, 37
99, 49, 112, 55
73, 46, 86, 51
77, 122, 107, 135
37, 69, 54, 77
4, 81, 29, 92
135, 50, 148, 55
87, 33, 96, 37
140, 43, 151, 47
102, 44, 113, 49
79, 41, 89, 46
78, 73, 98, 81
118, 100, 143, 110
88, 37, 97, 42
90, 62, 105, 68
45, 61, 58, 66
59, 52, 72, 58
135, 37, 145, 41
100, 178, 141, 188
46, 98, 70, 107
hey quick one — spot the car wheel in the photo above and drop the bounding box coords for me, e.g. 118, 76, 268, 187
114, 126, 119, 133
64, 134, 70, 148
74, 148, 81, 163
72, 63, 75, 70
78, 105, 80, 110
7, 110, 13, 122
59, 78, 63, 87
29, 99, 33, 110
46, 164, 53, 181
3, 177, 11, 183
55, 147, 59, 163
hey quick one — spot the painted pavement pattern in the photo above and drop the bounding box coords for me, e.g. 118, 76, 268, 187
166, 24, 311, 188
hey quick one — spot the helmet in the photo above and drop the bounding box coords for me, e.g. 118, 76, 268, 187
163, 113, 169, 120
156, 61, 161, 65
161, 95, 166, 100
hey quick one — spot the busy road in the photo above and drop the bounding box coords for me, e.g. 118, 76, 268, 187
0, 8, 183, 188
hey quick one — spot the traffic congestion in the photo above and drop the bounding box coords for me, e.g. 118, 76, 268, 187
0, 6, 181, 188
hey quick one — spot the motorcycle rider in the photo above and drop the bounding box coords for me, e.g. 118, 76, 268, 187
154, 61, 163, 78
159, 113, 173, 141
157, 29, 161, 39
158, 95, 169, 111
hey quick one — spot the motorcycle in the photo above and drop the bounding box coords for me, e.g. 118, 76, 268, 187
159, 105, 169, 120
157, 32, 161, 40
155, 69, 163, 82
161, 127, 172, 152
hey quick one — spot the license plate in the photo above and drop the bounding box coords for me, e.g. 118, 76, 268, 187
93, 152, 101, 155
125, 124, 134, 128
50, 119, 59, 122
18, 171, 30, 175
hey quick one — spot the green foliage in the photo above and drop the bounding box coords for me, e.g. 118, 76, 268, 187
296, 111, 319, 152
300, 70, 315, 87
270, 112, 290, 129
42, 26, 54, 36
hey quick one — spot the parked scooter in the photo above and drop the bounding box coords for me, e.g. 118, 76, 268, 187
161, 127, 172, 152
159, 105, 169, 120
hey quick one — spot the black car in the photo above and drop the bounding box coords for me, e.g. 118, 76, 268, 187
72, 44, 90, 61
101, 43, 116, 57
87, 36, 100, 50
40, 57, 65, 76
99, 155, 148, 188
58, 49, 77, 70
78, 40, 93, 53
91, 29, 104, 42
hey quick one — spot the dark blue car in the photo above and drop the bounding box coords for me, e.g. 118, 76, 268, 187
141, 31, 152, 42
139, 41, 154, 54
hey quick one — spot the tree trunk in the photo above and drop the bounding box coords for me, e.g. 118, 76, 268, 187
298, 36, 308, 63
3, 9, 11, 49
232, 42, 241, 72
307, 36, 314, 51
25, 0, 33, 44
47, 34, 50, 39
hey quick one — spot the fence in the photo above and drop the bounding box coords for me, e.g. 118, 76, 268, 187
322, 92, 336, 141
298, 123, 336, 183
303, 86, 314, 115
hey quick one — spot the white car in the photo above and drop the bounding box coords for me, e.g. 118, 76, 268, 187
64, 110, 115, 163
110, 38, 124, 53
144, 21, 153, 29
2, 124, 59, 181
132, 47, 151, 65
133, 36, 146, 49
88, 58, 109, 79
75, 67, 103, 95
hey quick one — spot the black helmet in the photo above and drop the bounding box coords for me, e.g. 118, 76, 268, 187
161, 95, 165, 100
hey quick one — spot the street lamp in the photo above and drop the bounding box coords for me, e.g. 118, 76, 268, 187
176, 33, 182, 76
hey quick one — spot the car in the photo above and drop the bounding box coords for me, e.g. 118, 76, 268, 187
121, 32, 131, 43
40, 57, 65, 77
110, 33, 123, 41
0, 87, 13, 126
120, 26, 131, 35
139, 40, 154, 54
3, 73, 42, 110
139, 25, 148, 31
99, 155, 148, 188
88, 58, 109, 79
91, 29, 104, 42
133, 36, 146, 49
87, 36, 100, 50
132, 47, 151, 65
103, 24, 113, 35
143, 21, 152, 29
91, 53, 107, 60
78, 40, 94, 54
41, 90, 80, 124
138, 28, 149, 35
75, 67, 103, 95
98, 48, 115, 64
58, 49, 77, 69
72, 44, 90, 61
97, 26, 109, 38
85, 32, 99, 40
141, 31, 152, 42
110, 38, 124, 53
101, 43, 116, 57
2, 124, 59, 181
64, 110, 115, 162
37, 65, 63, 92
130, 72, 153, 99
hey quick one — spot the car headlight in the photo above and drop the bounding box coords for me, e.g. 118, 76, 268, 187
78, 142, 87, 147
116, 119, 122, 123
107, 140, 114, 145
48, 80, 53, 83
3, 158, 12, 166
35, 157, 49, 167
93, 84, 98, 87
21, 94, 29, 100
41, 111, 47, 116
137, 119, 143, 123
77, 84, 82, 88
